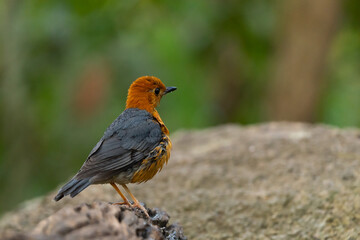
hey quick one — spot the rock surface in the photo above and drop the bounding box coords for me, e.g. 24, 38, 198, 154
1, 123, 360, 239
1, 202, 186, 240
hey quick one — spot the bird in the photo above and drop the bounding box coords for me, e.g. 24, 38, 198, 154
54, 76, 176, 217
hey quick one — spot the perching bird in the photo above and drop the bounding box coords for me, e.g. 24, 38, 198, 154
54, 76, 176, 216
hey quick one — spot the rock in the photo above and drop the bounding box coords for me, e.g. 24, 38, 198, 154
1, 123, 360, 239
1, 202, 186, 240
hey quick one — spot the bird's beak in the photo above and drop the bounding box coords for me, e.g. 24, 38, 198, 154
164, 86, 177, 95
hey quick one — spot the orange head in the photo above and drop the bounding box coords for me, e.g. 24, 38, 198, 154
126, 76, 177, 113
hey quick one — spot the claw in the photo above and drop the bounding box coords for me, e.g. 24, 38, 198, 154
132, 202, 150, 218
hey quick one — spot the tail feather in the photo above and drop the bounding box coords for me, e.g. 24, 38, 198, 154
54, 178, 91, 201
70, 180, 92, 198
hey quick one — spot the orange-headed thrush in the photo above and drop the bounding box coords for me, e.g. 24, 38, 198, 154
54, 76, 176, 216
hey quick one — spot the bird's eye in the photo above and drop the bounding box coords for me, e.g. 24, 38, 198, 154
154, 88, 160, 95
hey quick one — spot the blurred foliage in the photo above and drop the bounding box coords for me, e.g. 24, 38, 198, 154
0, 0, 359, 214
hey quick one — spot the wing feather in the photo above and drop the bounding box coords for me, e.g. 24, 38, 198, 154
75, 108, 162, 182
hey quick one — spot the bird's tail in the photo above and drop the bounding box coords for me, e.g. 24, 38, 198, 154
54, 177, 91, 201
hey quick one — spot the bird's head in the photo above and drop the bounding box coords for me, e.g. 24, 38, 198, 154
126, 76, 177, 113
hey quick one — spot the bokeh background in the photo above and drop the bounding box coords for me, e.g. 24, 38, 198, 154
0, 0, 359, 214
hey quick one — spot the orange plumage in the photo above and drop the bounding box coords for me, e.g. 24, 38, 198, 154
127, 77, 173, 183
54, 76, 176, 217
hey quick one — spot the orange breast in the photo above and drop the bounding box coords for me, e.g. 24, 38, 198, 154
131, 135, 172, 183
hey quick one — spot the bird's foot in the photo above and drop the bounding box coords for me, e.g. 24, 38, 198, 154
112, 201, 131, 206
132, 202, 150, 218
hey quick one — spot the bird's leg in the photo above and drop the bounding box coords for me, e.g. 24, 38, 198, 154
121, 184, 150, 218
110, 183, 131, 206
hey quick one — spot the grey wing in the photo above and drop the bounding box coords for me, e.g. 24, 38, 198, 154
75, 113, 163, 183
